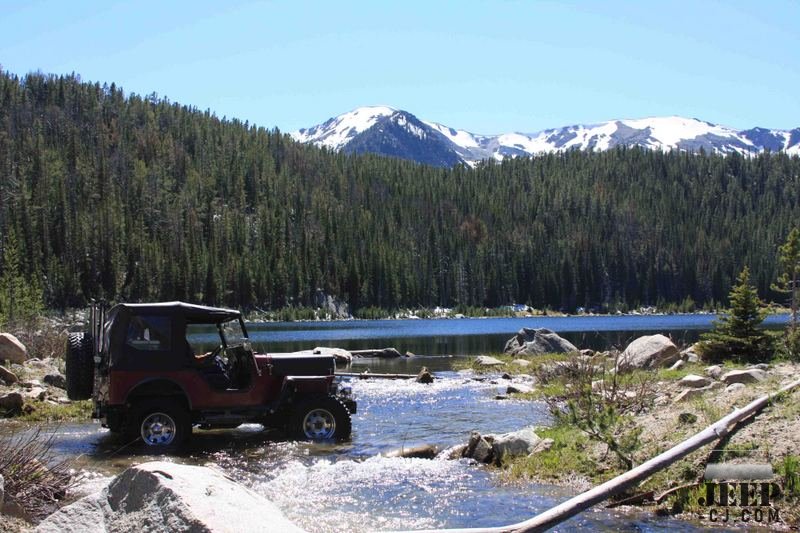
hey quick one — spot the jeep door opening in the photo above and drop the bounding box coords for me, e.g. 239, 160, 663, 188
65, 301, 356, 448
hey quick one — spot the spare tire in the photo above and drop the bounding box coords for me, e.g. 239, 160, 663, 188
66, 332, 94, 400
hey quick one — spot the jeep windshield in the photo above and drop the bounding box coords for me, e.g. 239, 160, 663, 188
220, 318, 249, 348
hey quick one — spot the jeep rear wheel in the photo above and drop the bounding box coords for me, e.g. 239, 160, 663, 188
65, 332, 94, 401
133, 399, 191, 449
292, 397, 352, 441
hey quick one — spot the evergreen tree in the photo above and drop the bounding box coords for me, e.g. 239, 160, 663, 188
772, 228, 800, 330
0, 228, 44, 326
698, 267, 773, 363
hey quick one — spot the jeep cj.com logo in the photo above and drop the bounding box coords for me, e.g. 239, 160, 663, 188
697, 462, 782, 525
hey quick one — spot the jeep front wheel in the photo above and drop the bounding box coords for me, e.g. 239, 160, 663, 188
134, 400, 191, 449
292, 397, 352, 441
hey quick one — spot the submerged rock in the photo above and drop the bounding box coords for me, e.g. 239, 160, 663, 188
618, 334, 680, 370
504, 328, 577, 356
384, 444, 439, 459
36, 461, 305, 533
415, 366, 434, 384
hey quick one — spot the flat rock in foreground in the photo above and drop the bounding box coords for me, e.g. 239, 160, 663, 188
37, 461, 305, 533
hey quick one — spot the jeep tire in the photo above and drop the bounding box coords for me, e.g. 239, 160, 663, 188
132, 399, 191, 450
292, 396, 352, 441
65, 332, 94, 400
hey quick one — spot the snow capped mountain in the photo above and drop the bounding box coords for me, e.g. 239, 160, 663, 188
292, 107, 800, 167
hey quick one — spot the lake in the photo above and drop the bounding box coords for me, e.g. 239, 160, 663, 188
244, 313, 790, 355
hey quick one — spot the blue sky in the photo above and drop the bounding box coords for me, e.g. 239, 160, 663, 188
1, 0, 798, 134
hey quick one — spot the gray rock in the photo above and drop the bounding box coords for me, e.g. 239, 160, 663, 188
44, 373, 67, 390
685, 352, 699, 363
0, 333, 27, 364
580, 349, 595, 357
511, 359, 531, 367
415, 367, 434, 384
722, 369, 767, 385
669, 359, 686, 371
680, 374, 712, 388
0, 364, 18, 385
506, 383, 533, 394
0, 472, 4, 513
503, 328, 577, 356
312, 347, 352, 365
0, 392, 23, 413
726, 383, 746, 393
463, 432, 494, 463
501, 373, 512, 380
748, 363, 770, 371
491, 427, 542, 463
619, 334, 680, 369
36, 461, 305, 533
474, 355, 505, 367
705, 365, 723, 380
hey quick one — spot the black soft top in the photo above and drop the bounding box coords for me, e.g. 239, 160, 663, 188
107, 301, 240, 324
104, 302, 242, 371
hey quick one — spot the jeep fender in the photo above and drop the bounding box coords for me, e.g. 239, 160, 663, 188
125, 378, 192, 410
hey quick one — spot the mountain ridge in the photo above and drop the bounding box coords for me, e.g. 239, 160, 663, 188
292, 107, 800, 166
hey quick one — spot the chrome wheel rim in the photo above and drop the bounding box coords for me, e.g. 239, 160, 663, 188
302, 408, 336, 439
140, 412, 177, 446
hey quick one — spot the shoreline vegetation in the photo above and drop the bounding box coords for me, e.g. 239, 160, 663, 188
24, 302, 794, 324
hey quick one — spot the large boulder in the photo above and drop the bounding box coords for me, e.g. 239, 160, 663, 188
36, 461, 305, 533
0, 333, 27, 364
504, 328, 577, 356
491, 428, 542, 463
618, 334, 680, 370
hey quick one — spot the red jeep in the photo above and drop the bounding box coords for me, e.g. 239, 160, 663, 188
65, 302, 356, 448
